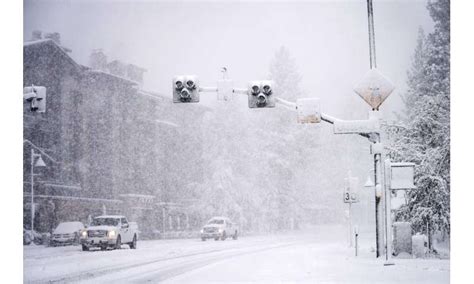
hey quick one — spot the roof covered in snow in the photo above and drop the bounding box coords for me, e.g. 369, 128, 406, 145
84, 69, 138, 86
95, 215, 126, 219
23, 39, 82, 72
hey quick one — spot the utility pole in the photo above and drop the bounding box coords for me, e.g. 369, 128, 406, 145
373, 135, 385, 257
367, 0, 377, 70
30, 148, 46, 232
31, 149, 35, 232
366, 0, 384, 257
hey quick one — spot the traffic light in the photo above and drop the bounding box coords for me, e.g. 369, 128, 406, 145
23, 86, 46, 113
248, 80, 275, 108
173, 75, 200, 103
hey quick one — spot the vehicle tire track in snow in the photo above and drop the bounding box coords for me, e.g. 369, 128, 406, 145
111, 242, 302, 283
37, 241, 301, 283
36, 247, 231, 284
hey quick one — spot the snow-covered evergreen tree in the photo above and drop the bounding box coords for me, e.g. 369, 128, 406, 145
267, 46, 305, 230
269, 46, 303, 102
387, 0, 450, 242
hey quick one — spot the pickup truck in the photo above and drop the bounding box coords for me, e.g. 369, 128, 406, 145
80, 215, 138, 251
200, 217, 238, 241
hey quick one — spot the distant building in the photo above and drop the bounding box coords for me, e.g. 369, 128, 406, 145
31, 30, 42, 41
28, 31, 72, 52
107, 60, 146, 85
23, 38, 209, 233
126, 63, 146, 85
106, 59, 127, 78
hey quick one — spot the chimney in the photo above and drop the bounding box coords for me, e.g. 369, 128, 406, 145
31, 30, 42, 41
45, 32, 61, 45
89, 49, 108, 71
44, 32, 72, 52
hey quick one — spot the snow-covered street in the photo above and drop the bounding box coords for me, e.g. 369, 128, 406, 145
15, 0, 452, 282
24, 226, 449, 283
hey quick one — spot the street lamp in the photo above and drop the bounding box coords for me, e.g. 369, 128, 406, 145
364, 175, 375, 188
30, 149, 46, 232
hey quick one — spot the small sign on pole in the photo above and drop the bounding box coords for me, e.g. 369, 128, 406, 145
334, 119, 380, 135
390, 162, 416, 190
296, 98, 321, 124
343, 177, 359, 203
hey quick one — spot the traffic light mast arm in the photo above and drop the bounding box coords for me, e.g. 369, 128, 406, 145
271, 97, 344, 126
199, 86, 218, 92
320, 113, 339, 124
260, 96, 375, 141
272, 98, 345, 125
275, 97, 297, 111
271, 97, 372, 140
232, 88, 247, 94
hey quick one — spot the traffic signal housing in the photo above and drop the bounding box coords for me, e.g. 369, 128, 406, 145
23, 86, 46, 113
248, 80, 275, 108
173, 75, 200, 103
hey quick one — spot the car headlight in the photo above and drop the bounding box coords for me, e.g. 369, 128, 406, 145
108, 230, 116, 238
81, 231, 87, 238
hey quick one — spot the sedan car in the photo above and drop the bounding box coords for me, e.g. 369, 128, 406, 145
50, 221, 84, 246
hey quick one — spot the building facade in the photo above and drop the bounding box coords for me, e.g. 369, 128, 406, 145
23, 38, 209, 235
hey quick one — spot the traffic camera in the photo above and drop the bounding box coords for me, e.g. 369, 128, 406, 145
23, 86, 46, 112
248, 80, 275, 108
173, 75, 200, 103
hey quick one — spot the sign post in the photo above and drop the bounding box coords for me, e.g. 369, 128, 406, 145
344, 176, 359, 247
382, 160, 416, 265
355, 225, 359, 257
390, 163, 416, 190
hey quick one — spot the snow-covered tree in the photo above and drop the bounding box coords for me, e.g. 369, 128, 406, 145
269, 46, 303, 102
387, 0, 450, 244
267, 46, 306, 229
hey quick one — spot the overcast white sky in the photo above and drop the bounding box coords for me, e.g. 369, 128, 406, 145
24, 0, 433, 118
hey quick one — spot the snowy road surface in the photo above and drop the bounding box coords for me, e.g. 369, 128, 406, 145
24, 226, 449, 283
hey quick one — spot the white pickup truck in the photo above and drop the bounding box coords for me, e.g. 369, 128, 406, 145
200, 217, 238, 241
80, 215, 138, 251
